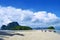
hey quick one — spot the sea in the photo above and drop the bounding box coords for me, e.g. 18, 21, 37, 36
55, 30, 60, 34
0, 29, 60, 34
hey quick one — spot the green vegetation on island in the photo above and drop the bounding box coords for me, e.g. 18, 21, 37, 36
10, 26, 32, 30
47, 26, 55, 29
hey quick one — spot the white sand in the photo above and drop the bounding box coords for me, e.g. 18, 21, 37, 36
2, 30, 60, 40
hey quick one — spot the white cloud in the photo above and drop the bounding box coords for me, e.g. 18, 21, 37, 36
0, 6, 60, 28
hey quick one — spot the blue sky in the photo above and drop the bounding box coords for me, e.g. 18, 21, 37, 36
0, 0, 60, 17
0, 0, 60, 28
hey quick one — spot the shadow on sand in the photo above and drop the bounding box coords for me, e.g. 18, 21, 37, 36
0, 38, 4, 40
0, 31, 24, 40
0, 31, 24, 36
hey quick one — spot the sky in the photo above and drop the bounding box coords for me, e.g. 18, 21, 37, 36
0, 0, 60, 28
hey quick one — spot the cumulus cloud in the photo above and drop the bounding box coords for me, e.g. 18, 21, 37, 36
0, 6, 60, 28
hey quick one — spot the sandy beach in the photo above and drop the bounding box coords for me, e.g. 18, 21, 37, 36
0, 30, 60, 40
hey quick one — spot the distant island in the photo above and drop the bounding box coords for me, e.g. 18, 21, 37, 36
47, 26, 55, 29
1, 22, 55, 30
1, 22, 32, 30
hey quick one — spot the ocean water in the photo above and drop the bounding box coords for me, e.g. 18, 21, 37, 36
0, 30, 60, 34
55, 30, 60, 34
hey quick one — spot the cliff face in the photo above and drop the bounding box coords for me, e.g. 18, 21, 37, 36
1, 22, 20, 30
1, 25, 7, 30
7, 22, 20, 30
7, 22, 20, 27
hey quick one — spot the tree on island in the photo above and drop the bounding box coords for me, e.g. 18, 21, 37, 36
48, 26, 55, 29
1, 22, 32, 30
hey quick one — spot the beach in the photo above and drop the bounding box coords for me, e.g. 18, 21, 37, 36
0, 30, 60, 40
